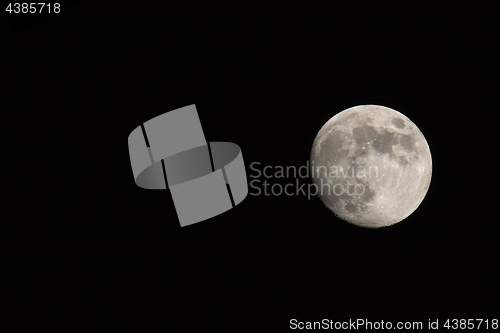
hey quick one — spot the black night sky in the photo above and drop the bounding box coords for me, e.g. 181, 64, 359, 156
3, 2, 498, 330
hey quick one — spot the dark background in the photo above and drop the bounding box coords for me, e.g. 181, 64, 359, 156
3, 2, 498, 330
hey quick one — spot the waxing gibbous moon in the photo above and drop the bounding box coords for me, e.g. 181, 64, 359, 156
310, 105, 432, 228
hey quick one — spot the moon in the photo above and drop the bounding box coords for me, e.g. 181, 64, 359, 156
310, 105, 432, 228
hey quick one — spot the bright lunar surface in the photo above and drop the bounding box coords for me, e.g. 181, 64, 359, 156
310, 105, 432, 228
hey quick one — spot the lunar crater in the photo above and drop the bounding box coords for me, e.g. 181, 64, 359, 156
391, 117, 405, 129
